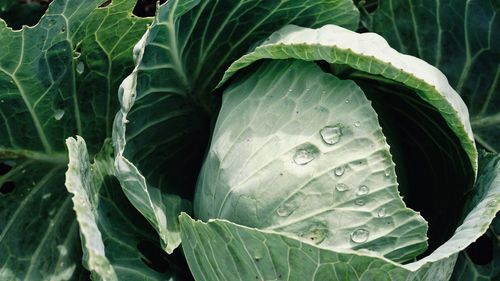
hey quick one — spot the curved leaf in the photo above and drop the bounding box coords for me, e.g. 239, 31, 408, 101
113, 0, 360, 253
195, 59, 428, 263
181, 150, 499, 280
65, 136, 177, 280
220, 24, 477, 174
368, 0, 499, 152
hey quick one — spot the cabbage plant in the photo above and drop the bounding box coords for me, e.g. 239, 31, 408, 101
0, 0, 498, 280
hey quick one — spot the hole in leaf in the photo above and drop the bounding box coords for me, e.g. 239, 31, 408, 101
465, 234, 493, 265
0, 0, 49, 30
0, 162, 12, 175
137, 240, 170, 273
99, 0, 112, 8
0, 181, 16, 194
133, 0, 167, 17
359, 0, 379, 13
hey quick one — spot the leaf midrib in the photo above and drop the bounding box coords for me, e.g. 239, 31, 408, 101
0, 148, 68, 165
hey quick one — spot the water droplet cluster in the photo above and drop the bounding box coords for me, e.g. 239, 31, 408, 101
286, 123, 395, 247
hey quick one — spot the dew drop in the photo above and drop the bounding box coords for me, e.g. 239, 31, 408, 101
335, 183, 350, 192
355, 198, 365, 206
377, 207, 386, 218
54, 109, 65, 121
351, 228, 369, 243
356, 185, 369, 196
301, 224, 328, 245
345, 99, 350, 104
253, 249, 264, 261
354, 121, 361, 127
320, 125, 342, 145
76, 61, 85, 74
293, 144, 319, 165
334, 165, 345, 176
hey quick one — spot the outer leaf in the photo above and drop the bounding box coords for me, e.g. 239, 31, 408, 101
65, 136, 176, 281
113, 0, 360, 253
368, 0, 499, 152
195, 59, 428, 263
220, 24, 477, 174
181, 150, 499, 280
0, 0, 150, 278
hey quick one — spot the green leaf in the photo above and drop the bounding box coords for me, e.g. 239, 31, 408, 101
451, 158, 500, 281
0, 0, 150, 278
65, 136, 177, 281
368, 0, 499, 153
181, 149, 499, 280
220, 24, 477, 175
195, 59, 428, 263
113, 0, 360, 253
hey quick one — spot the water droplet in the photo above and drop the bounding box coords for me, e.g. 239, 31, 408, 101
335, 183, 350, 192
0, 100, 4, 103
356, 185, 369, 196
293, 144, 320, 165
320, 125, 342, 145
42, 193, 52, 200
345, 99, 350, 104
253, 249, 264, 261
351, 228, 369, 243
355, 198, 365, 206
334, 165, 345, 176
354, 121, 361, 127
288, 88, 293, 92
76, 61, 85, 74
377, 207, 386, 218
54, 109, 65, 120
301, 224, 328, 245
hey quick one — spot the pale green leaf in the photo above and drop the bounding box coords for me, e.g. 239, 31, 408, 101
195, 59, 428, 263
181, 150, 499, 280
65, 136, 177, 281
218, 24, 478, 250
220, 24, 477, 175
